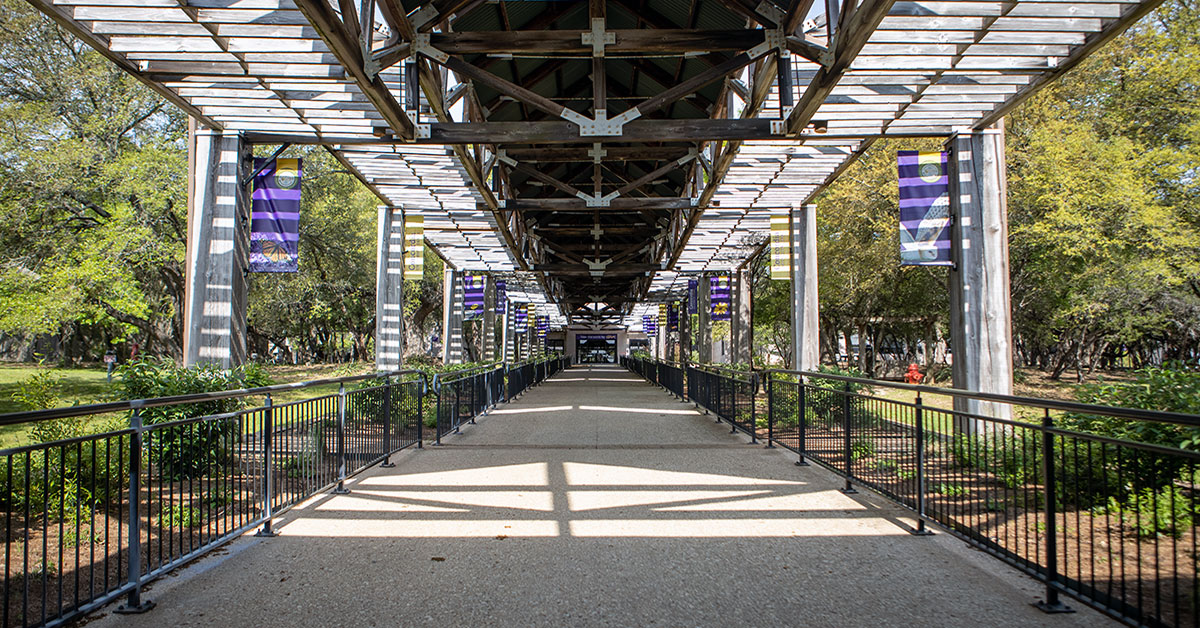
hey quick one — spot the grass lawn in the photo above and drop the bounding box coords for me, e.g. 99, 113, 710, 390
0, 361, 385, 450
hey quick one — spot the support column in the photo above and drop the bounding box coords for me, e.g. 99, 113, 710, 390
483, 276, 496, 362
183, 126, 249, 369
441, 268, 464, 364
375, 207, 404, 370
681, 297, 692, 364
733, 269, 752, 365
791, 204, 820, 372
948, 124, 1013, 425
501, 303, 512, 363
698, 273, 713, 364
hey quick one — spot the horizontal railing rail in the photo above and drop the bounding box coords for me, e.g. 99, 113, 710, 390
623, 360, 1200, 627
763, 369, 1200, 628
0, 369, 427, 628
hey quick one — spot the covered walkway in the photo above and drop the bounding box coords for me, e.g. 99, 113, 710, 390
91, 365, 1109, 627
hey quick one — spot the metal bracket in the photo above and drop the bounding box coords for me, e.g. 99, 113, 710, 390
770, 119, 785, 135
496, 150, 517, 167
755, 0, 787, 25
412, 33, 448, 64
411, 4, 438, 28
748, 29, 786, 59
581, 18, 615, 57
588, 143, 607, 163
415, 123, 431, 139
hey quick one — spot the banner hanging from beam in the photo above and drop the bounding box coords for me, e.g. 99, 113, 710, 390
687, 279, 698, 314
667, 302, 679, 332
403, 214, 424, 280
536, 315, 548, 339
514, 304, 528, 332
463, 274, 485, 320
658, 304, 667, 333
897, 151, 952, 266
643, 315, 656, 337
250, 157, 302, 273
770, 208, 790, 280
495, 280, 507, 314
710, 275, 731, 321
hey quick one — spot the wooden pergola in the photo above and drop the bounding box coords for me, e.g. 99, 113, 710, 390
27, 0, 1162, 377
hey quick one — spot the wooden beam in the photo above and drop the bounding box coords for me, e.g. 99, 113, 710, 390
429, 118, 782, 144
499, 146, 692, 163
295, 0, 416, 138
785, 0, 897, 135
498, 198, 696, 211
427, 30, 767, 55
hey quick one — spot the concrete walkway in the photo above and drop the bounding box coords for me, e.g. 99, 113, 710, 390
90, 365, 1112, 627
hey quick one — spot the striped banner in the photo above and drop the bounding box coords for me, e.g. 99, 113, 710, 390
658, 304, 667, 332
643, 315, 656, 337
770, 209, 790, 280
897, 151, 952, 265
249, 157, 302, 273
514, 303, 528, 332
463, 273, 485, 321
710, 275, 731, 321
402, 214, 424, 280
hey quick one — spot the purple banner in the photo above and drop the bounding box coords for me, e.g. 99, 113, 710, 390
463, 273, 485, 320
710, 275, 731, 321
897, 151, 952, 265
667, 302, 679, 332
514, 305, 528, 332
643, 314, 657, 337
250, 157, 302, 272
536, 315, 548, 338
687, 279, 698, 314
495, 280, 507, 315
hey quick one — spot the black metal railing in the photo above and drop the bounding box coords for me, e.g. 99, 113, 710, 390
621, 356, 686, 400
765, 369, 1200, 628
0, 370, 427, 628
504, 355, 568, 401
687, 365, 758, 443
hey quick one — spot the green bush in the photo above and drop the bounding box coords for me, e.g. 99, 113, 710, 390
1060, 363, 1200, 494
116, 358, 273, 480
1104, 486, 1194, 538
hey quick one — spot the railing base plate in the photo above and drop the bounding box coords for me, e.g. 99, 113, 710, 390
254, 528, 279, 538
1032, 600, 1075, 614
794, 460, 810, 466
379, 462, 396, 468
115, 600, 156, 614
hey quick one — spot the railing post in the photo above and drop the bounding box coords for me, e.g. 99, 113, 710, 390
116, 408, 154, 614
796, 378, 809, 466
333, 383, 350, 494
911, 394, 932, 535
380, 379, 396, 468
417, 377, 424, 449
469, 374, 478, 424
765, 375, 775, 449
256, 395, 280, 536
840, 382, 857, 494
1035, 408, 1073, 613
749, 373, 758, 444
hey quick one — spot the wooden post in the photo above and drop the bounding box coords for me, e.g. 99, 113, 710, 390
733, 269, 752, 365
375, 206, 405, 370
483, 275, 496, 361
441, 268, 464, 364
698, 273, 713, 364
183, 125, 249, 368
791, 204, 819, 372
948, 123, 1013, 429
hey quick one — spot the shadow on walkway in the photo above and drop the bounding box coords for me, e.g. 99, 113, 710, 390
88, 365, 1113, 627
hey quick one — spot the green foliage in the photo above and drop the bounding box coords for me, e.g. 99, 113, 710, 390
1059, 364, 1200, 492
116, 358, 273, 480
156, 502, 202, 529
1104, 486, 1195, 538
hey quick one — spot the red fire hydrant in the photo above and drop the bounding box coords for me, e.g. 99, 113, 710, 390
904, 364, 924, 385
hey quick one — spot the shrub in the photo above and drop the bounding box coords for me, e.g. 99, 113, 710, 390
1060, 363, 1200, 494
1104, 486, 1194, 538
116, 358, 274, 480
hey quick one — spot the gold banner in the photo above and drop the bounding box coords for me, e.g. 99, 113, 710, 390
769, 209, 790, 280
403, 214, 424, 281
